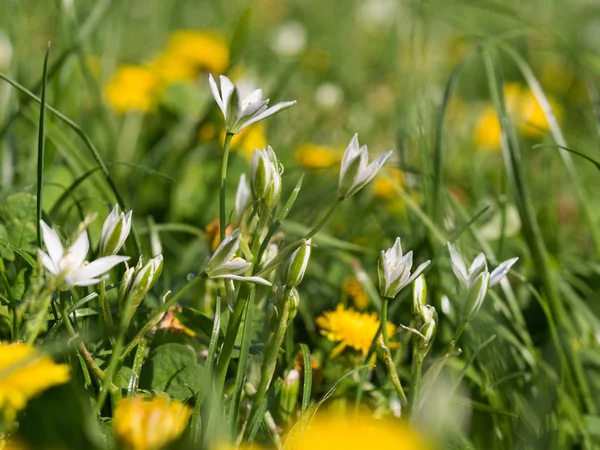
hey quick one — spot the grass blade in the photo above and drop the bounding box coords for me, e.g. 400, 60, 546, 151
36, 44, 50, 248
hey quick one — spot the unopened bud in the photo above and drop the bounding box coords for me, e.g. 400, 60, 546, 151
250, 148, 272, 200
418, 305, 437, 354
99, 205, 132, 256
120, 255, 164, 315
412, 274, 427, 316
279, 369, 300, 425
283, 239, 311, 288
286, 288, 300, 321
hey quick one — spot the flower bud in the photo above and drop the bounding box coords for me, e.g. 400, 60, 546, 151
283, 239, 311, 288
412, 274, 427, 316
250, 148, 272, 200
461, 271, 490, 322
99, 205, 132, 256
235, 174, 252, 219
120, 255, 164, 315
286, 287, 300, 321
264, 148, 282, 208
417, 305, 437, 354
279, 369, 300, 425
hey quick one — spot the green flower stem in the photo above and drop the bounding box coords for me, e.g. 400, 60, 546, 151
409, 343, 424, 416
304, 197, 343, 240
58, 291, 117, 393
219, 132, 234, 242
445, 320, 467, 356
99, 280, 113, 328
127, 337, 147, 397
245, 289, 293, 438
26, 286, 53, 345
380, 297, 407, 404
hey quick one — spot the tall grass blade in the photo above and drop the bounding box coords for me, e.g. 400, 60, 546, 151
36, 44, 50, 248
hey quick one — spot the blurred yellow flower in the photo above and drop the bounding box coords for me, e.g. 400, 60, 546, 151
285, 412, 432, 450
104, 65, 161, 114
0, 343, 70, 421
343, 276, 369, 310
316, 305, 396, 357
228, 124, 268, 160
518, 89, 562, 138
373, 167, 404, 199
295, 143, 342, 169
113, 395, 192, 450
163, 30, 229, 76
473, 83, 561, 150
148, 51, 197, 84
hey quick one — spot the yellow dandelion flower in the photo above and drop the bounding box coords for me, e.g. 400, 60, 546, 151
473, 105, 502, 151
148, 51, 197, 84
295, 143, 342, 169
316, 305, 396, 357
343, 276, 369, 310
104, 65, 161, 114
164, 30, 229, 75
0, 343, 70, 421
518, 89, 562, 138
285, 411, 432, 450
373, 167, 404, 200
113, 395, 192, 450
227, 124, 268, 161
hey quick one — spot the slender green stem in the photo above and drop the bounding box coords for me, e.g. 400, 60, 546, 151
26, 287, 53, 345
58, 291, 117, 392
245, 289, 292, 438
127, 337, 147, 397
220, 132, 234, 242
304, 197, 343, 240
409, 344, 424, 416
99, 280, 113, 328
445, 320, 467, 356
380, 298, 407, 404
36, 44, 50, 248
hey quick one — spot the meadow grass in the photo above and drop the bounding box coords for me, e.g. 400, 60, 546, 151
1, 1, 600, 449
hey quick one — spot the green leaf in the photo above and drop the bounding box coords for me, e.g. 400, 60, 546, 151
174, 307, 224, 339
140, 343, 205, 401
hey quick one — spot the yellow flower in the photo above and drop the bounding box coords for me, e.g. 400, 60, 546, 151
113, 395, 192, 450
104, 65, 161, 114
164, 30, 229, 76
0, 343, 70, 421
473, 83, 562, 150
316, 305, 396, 357
227, 124, 268, 161
285, 411, 432, 450
518, 89, 562, 138
148, 51, 197, 85
295, 143, 342, 169
373, 167, 404, 200
343, 277, 369, 310
473, 105, 502, 151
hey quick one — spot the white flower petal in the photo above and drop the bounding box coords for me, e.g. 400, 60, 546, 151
38, 249, 58, 275
68, 276, 106, 287
489, 257, 519, 287
209, 74, 225, 114
69, 255, 129, 283
69, 230, 90, 268
212, 274, 272, 286
408, 260, 431, 284
238, 100, 297, 131
220, 75, 235, 110
40, 221, 64, 263
447, 243, 468, 288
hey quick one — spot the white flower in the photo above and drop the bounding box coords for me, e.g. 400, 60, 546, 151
447, 243, 518, 291
315, 82, 344, 110
208, 74, 296, 135
447, 243, 518, 321
235, 174, 252, 219
205, 229, 271, 286
38, 221, 129, 289
338, 134, 393, 198
378, 238, 430, 299
98, 205, 132, 256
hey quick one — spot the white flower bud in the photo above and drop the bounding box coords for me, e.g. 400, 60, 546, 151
99, 205, 132, 256
235, 174, 252, 219
412, 274, 427, 316
283, 239, 311, 288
